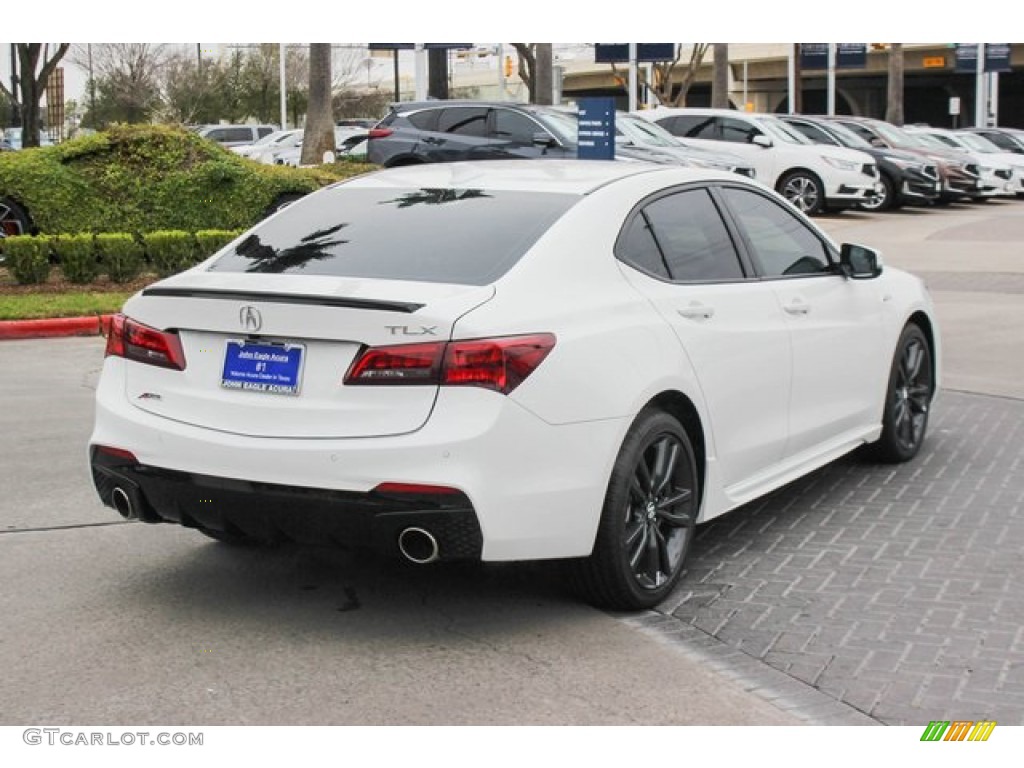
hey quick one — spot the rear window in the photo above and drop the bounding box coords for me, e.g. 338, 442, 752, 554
208, 186, 580, 285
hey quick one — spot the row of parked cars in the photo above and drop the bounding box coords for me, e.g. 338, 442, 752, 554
363, 100, 1024, 216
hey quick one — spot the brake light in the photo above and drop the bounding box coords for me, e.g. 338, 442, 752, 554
368, 128, 393, 139
344, 334, 555, 395
105, 313, 187, 371
372, 482, 462, 496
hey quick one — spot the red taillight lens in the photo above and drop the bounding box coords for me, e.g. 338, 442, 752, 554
344, 334, 555, 395
372, 482, 462, 496
368, 128, 393, 139
443, 334, 555, 394
105, 313, 187, 371
343, 341, 445, 385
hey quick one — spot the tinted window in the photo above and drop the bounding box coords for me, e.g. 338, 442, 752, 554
978, 131, 1017, 151
437, 107, 488, 136
788, 120, 839, 146
491, 109, 541, 144
616, 214, 670, 279
643, 190, 743, 281
257, 127, 273, 138
720, 188, 831, 277
665, 115, 717, 139
404, 110, 436, 130
208, 187, 579, 286
837, 121, 878, 144
720, 118, 760, 143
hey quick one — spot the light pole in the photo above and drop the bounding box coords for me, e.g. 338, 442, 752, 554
279, 43, 287, 130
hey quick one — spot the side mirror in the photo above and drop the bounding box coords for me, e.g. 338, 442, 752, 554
533, 132, 558, 148
751, 134, 773, 148
840, 243, 883, 279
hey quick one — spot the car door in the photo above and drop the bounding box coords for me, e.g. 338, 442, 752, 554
417, 106, 492, 162
718, 185, 888, 460
474, 107, 571, 159
615, 186, 792, 491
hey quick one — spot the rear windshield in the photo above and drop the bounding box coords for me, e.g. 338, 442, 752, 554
208, 186, 580, 285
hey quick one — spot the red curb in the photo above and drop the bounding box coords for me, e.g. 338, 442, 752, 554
0, 314, 115, 341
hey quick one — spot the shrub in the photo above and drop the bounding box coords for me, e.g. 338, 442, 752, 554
195, 230, 242, 262
2, 235, 51, 284
53, 233, 99, 284
145, 230, 197, 277
96, 233, 145, 283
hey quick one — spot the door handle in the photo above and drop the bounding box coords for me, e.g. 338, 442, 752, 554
783, 300, 810, 316
677, 304, 715, 321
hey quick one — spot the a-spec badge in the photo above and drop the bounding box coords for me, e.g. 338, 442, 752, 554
240, 306, 263, 333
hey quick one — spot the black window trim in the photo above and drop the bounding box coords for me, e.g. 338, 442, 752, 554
709, 183, 842, 282
613, 181, 754, 285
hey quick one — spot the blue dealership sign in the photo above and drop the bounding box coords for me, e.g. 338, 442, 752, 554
595, 44, 677, 63
837, 43, 867, 69
955, 44, 1012, 73
577, 98, 616, 161
800, 43, 829, 70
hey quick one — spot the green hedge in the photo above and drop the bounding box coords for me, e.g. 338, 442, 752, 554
1, 235, 51, 284
96, 234, 145, 283
53, 234, 99, 284
195, 230, 240, 260
146, 230, 198, 277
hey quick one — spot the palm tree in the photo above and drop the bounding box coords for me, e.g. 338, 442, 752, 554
300, 43, 334, 166
885, 44, 904, 125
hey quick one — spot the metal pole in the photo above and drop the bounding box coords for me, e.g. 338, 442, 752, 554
989, 71, 999, 126
628, 43, 637, 113
827, 43, 836, 116
787, 45, 796, 114
414, 43, 427, 101
975, 43, 986, 127
743, 59, 748, 110
497, 43, 506, 101
279, 43, 287, 129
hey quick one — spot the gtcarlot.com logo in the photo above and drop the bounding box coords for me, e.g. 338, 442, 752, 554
920, 721, 996, 742
23, 729, 203, 747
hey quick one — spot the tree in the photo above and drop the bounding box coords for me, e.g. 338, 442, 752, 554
629, 44, 709, 107
885, 44, 904, 126
711, 44, 729, 108
300, 43, 334, 166
0, 44, 70, 147
510, 43, 554, 104
70, 44, 165, 127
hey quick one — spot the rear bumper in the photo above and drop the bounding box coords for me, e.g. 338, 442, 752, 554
91, 447, 483, 560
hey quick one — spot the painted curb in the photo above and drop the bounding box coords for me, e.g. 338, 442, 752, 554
0, 315, 114, 341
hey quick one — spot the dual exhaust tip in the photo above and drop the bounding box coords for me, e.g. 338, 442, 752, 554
397, 527, 440, 564
113, 487, 441, 564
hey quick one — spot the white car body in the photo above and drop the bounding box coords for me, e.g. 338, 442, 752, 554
90, 161, 939, 609
231, 129, 303, 162
272, 127, 367, 167
906, 126, 1023, 197
635, 107, 882, 214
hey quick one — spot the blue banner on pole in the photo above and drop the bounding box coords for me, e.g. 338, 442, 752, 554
837, 44, 867, 69
577, 98, 616, 161
800, 43, 829, 70
955, 44, 1012, 73
595, 44, 676, 63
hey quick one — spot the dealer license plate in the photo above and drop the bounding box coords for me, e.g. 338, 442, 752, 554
221, 341, 304, 395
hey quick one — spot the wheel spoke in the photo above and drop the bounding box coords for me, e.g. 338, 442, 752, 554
654, 527, 672, 583
657, 487, 692, 509
652, 438, 679, 496
628, 523, 649, 570
903, 341, 923, 382
643, 524, 661, 584
636, 454, 653, 495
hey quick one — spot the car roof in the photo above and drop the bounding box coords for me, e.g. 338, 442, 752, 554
392, 100, 554, 112
340, 159, 712, 195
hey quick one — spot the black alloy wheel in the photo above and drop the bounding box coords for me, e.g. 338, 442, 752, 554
867, 323, 934, 463
569, 409, 699, 610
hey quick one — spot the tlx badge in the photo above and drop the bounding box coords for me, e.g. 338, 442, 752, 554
385, 325, 438, 336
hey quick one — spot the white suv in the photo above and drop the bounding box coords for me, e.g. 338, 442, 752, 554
635, 108, 881, 215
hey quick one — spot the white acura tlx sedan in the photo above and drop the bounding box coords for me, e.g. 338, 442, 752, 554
90, 160, 939, 610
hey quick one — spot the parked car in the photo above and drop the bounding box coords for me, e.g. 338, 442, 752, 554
196, 124, 278, 148
901, 126, 1016, 199
960, 126, 1024, 155
0, 124, 361, 236
904, 126, 1024, 197
637, 107, 881, 215
231, 129, 303, 161
273, 127, 369, 167
823, 116, 989, 203
90, 160, 938, 610
617, 113, 756, 177
778, 114, 941, 211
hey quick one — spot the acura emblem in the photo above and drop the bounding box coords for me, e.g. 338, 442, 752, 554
240, 306, 262, 332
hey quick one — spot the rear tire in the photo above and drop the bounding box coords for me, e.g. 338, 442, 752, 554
858, 174, 895, 212
568, 409, 699, 611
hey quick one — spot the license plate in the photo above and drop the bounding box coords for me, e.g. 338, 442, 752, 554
221, 341, 304, 395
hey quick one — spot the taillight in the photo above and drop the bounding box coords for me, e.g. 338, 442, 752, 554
368, 128, 393, 139
105, 313, 187, 371
344, 334, 555, 395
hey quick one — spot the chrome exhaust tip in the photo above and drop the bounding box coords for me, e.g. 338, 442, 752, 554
111, 487, 135, 520
398, 527, 440, 564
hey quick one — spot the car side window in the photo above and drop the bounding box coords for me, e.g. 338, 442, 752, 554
491, 109, 541, 144
789, 121, 838, 146
437, 107, 488, 137
665, 115, 717, 139
720, 187, 832, 277
257, 127, 273, 138
404, 111, 436, 130
617, 189, 744, 282
838, 122, 877, 144
720, 118, 761, 144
